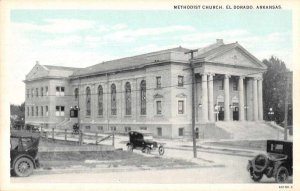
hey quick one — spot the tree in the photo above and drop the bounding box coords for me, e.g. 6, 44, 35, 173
10, 102, 25, 129
262, 56, 292, 125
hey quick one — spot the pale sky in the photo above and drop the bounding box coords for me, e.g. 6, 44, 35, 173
9, 10, 292, 105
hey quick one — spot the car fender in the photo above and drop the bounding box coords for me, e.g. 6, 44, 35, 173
12, 154, 37, 169
272, 161, 286, 177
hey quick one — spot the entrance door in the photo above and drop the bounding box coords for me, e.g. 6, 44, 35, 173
157, 127, 162, 136
233, 107, 239, 121
217, 102, 224, 121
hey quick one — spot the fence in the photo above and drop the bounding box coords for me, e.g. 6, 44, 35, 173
40, 127, 115, 146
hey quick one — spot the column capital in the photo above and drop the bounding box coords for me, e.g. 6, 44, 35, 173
208, 73, 215, 77
239, 75, 245, 80
201, 72, 208, 76
224, 74, 231, 79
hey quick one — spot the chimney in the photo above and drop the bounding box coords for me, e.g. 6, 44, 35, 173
216, 39, 224, 45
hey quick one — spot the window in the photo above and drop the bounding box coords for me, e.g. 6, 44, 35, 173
125, 82, 131, 115
41, 87, 44, 97
56, 86, 65, 96
98, 86, 103, 116
56, 106, 65, 116
45, 86, 48, 96
219, 80, 224, 90
178, 75, 184, 87
86, 87, 91, 116
27, 107, 29, 116
178, 100, 184, 114
31, 107, 34, 116
178, 128, 184, 136
36, 106, 38, 116
125, 127, 131, 132
26, 89, 29, 98
31, 89, 34, 98
74, 88, 79, 100
156, 101, 162, 115
156, 76, 161, 88
36, 88, 39, 97
111, 84, 117, 115
85, 126, 91, 131
157, 127, 162, 136
140, 127, 147, 130
41, 106, 43, 116
45, 106, 49, 116
110, 126, 116, 131
140, 80, 146, 115
98, 126, 103, 131
233, 79, 238, 91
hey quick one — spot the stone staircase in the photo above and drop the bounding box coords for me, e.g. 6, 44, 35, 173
215, 121, 284, 140
56, 118, 78, 130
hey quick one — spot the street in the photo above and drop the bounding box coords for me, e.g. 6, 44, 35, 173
11, 144, 291, 184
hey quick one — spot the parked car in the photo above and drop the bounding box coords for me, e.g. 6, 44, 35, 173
247, 140, 293, 183
126, 130, 165, 155
10, 131, 40, 177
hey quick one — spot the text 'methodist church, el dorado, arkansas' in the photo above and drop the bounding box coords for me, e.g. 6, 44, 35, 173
24, 39, 266, 138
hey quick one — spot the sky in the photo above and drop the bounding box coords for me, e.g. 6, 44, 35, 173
9, 10, 292, 105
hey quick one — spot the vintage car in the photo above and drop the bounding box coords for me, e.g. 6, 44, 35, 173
10, 131, 40, 177
126, 130, 165, 155
247, 140, 293, 183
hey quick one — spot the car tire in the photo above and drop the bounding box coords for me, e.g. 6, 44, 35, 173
158, 146, 165, 155
13, 157, 34, 177
253, 154, 269, 173
127, 144, 133, 152
250, 169, 263, 182
275, 166, 289, 183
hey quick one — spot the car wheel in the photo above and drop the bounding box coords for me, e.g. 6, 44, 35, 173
158, 146, 165, 155
13, 157, 34, 177
275, 166, 289, 183
127, 144, 133, 152
250, 169, 263, 182
253, 154, 269, 173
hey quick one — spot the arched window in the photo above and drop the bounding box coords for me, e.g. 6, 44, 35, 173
98, 85, 103, 116
74, 88, 79, 100
140, 80, 146, 115
125, 82, 131, 115
111, 84, 117, 115
86, 87, 91, 116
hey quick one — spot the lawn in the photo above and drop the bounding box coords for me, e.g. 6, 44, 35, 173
203, 140, 267, 151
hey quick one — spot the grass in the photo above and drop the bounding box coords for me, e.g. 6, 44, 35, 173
203, 140, 267, 151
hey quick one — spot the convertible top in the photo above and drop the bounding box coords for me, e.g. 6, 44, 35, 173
10, 130, 40, 138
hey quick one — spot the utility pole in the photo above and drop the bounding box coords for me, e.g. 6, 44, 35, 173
284, 71, 291, 140
185, 49, 198, 158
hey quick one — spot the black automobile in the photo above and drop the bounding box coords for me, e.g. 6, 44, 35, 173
126, 130, 165, 155
10, 131, 40, 177
247, 140, 293, 183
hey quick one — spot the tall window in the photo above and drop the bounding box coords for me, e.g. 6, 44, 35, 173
156, 101, 162, 115
26, 89, 29, 98
219, 80, 224, 90
45, 106, 49, 116
36, 106, 38, 116
41, 106, 43, 116
86, 87, 91, 116
45, 86, 48, 96
56, 86, 65, 96
111, 84, 117, 115
56, 106, 65, 116
125, 82, 131, 115
27, 107, 29, 116
36, 88, 39, 97
74, 88, 79, 100
178, 75, 184, 87
156, 76, 161, 88
178, 100, 184, 114
31, 89, 34, 98
41, 87, 44, 97
178, 128, 184, 136
31, 107, 34, 116
98, 85, 103, 116
140, 80, 146, 115
233, 79, 238, 91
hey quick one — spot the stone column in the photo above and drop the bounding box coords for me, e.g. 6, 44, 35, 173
253, 78, 258, 121
202, 73, 208, 123
238, 76, 245, 121
224, 74, 230, 121
208, 73, 215, 122
258, 77, 263, 121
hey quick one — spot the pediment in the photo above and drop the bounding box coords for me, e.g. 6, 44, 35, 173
26, 63, 49, 80
176, 93, 187, 98
207, 46, 266, 69
153, 93, 164, 99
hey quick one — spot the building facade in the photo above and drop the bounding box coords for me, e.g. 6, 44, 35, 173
24, 39, 266, 138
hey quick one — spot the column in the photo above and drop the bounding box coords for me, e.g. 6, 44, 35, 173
258, 78, 263, 121
202, 73, 208, 123
253, 78, 258, 121
224, 74, 230, 121
208, 73, 214, 122
238, 76, 245, 121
